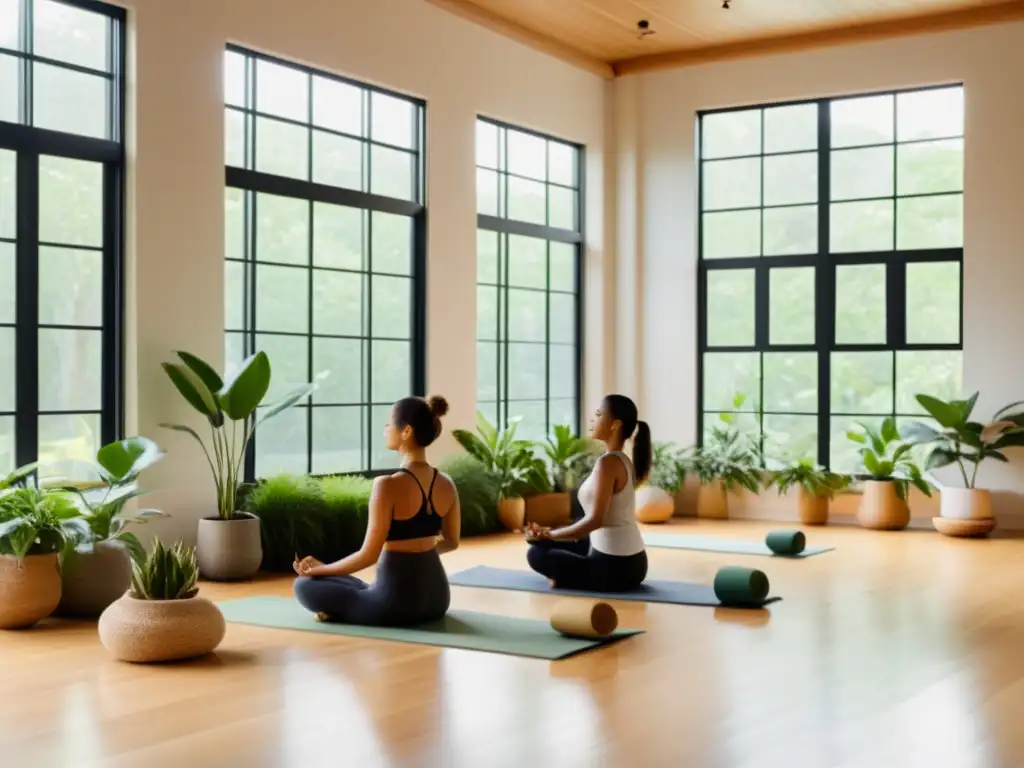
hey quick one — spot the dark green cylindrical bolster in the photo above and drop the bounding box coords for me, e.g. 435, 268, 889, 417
765, 530, 806, 555
713, 566, 770, 606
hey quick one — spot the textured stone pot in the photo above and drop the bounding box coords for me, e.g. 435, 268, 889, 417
525, 493, 572, 527
635, 485, 675, 524
0, 553, 62, 629
857, 480, 909, 531
56, 540, 132, 619
497, 496, 526, 531
697, 481, 729, 520
797, 488, 830, 526
939, 488, 992, 521
98, 592, 226, 663
196, 513, 262, 581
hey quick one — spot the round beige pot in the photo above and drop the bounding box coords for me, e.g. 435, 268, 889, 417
497, 496, 526, 531
56, 540, 132, 619
98, 592, 226, 663
196, 513, 263, 581
939, 488, 992, 521
0, 553, 62, 629
635, 485, 675, 524
857, 480, 909, 531
697, 481, 729, 520
797, 488, 830, 526
525, 493, 572, 527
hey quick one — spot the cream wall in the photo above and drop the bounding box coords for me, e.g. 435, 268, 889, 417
618, 22, 1024, 526
120, 0, 611, 542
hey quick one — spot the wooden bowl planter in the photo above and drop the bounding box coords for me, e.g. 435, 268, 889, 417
797, 488, 830, 526
932, 517, 996, 537
635, 485, 675, 524
525, 493, 572, 527
98, 591, 226, 663
56, 540, 132, 619
497, 496, 526, 531
196, 513, 263, 581
0, 553, 62, 629
697, 480, 729, 520
856, 480, 910, 531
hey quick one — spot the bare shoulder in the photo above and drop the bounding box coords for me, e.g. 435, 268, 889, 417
373, 473, 400, 494
595, 452, 628, 483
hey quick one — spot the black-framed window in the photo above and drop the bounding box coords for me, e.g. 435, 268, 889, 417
0, 0, 125, 480
224, 46, 426, 479
698, 85, 964, 471
475, 117, 583, 441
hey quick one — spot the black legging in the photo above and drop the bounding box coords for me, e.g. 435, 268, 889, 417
294, 550, 450, 626
526, 540, 648, 592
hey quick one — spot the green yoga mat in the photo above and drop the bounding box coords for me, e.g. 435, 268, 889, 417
643, 533, 833, 558
218, 597, 643, 660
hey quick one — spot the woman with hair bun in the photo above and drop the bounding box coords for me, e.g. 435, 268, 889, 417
293, 395, 460, 626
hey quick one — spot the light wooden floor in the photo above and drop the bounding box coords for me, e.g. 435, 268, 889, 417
2, 520, 1024, 768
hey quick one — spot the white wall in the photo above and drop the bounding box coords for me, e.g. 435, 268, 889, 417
619, 22, 1024, 525
120, 0, 611, 542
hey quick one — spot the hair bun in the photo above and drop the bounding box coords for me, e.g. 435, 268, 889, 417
428, 395, 449, 418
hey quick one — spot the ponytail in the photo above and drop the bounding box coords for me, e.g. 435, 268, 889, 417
633, 420, 651, 486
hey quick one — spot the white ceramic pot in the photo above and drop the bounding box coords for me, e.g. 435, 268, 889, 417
939, 488, 992, 521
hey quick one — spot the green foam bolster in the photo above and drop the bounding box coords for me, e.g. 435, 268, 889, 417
713, 566, 770, 606
765, 530, 806, 555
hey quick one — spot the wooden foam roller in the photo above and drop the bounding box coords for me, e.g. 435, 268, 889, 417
550, 599, 619, 638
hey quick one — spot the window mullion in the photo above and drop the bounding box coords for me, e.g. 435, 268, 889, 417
816, 99, 832, 469
14, 150, 39, 468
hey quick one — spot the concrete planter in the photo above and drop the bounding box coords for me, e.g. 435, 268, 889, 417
98, 592, 226, 663
196, 513, 262, 581
0, 553, 62, 629
56, 540, 132, 619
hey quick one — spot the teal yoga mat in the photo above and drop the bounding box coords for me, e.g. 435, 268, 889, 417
218, 597, 642, 660
643, 533, 833, 558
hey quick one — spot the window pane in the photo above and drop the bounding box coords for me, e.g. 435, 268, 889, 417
34, 0, 109, 71
371, 275, 410, 338
255, 333, 309, 404
476, 286, 498, 341
257, 265, 309, 334
897, 139, 963, 196
702, 352, 759, 411
312, 131, 362, 191
371, 91, 415, 149
507, 289, 545, 342
313, 76, 363, 136
702, 109, 760, 160
313, 203, 363, 270
830, 200, 893, 253
896, 194, 962, 249
703, 412, 759, 445
225, 332, 245, 379
256, 407, 307, 477
508, 235, 546, 289
225, 261, 244, 330
835, 264, 885, 344
550, 242, 576, 292
763, 205, 816, 256
763, 103, 817, 154
507, 129, 546, 181
370, 145, 413, 201
0, 0, 20, 51
256, 59, 308, 121
371, 404, 400, 470
549, 344, 575, 399
39, 156, 103, 247
763, 152, 817, 206
313, 270, 363, 336
39, 329, 101, 410
510, 400, 547, 443
897, 87, 963, 142
477, 342, 498, 402
256, 117, 309, 180
549, 293, 575, 344
372, 212, 411, 275
39, 247, 102, 326
764, 414, 817, 463
0, 150, 10, 242
831, 94, 893, 148
831, 352, 893, 414
256, 193, 308, 265
703, 210, 760, 259
33, 64, 107, 139
225, 187, 245, 262
371, 340, 410, 402
312, 406, 364, 474
508, 343, 546, 399
763, 353, 817, 413
551, 399, 577, 431
769, 267, 814, 345
477, 229, 499, 284
896, 350, 962, 414
0, 328, 13, 410
224, 51, 246, 107
0, 54, 17, 125
831, 146, 893, 201
549, 185, 576, 230
507, 175, 546, 225
702, 158, 759, 211
314, 338, 362, 405
0, 242, 14, 324
548, 142, 576, 187
477, 120, 498, 169
706, 269, 754, 347
39, 413, 100, 482
477, 168, 498, 216
225, 109, 246, 168
906, 262, 960, 344
0, 416, 12, 475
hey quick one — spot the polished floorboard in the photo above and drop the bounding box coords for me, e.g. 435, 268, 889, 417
2, 520, 1023, 767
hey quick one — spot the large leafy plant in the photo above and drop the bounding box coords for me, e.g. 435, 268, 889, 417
543, 424, 602, 493
130, 538, 199, 600
0, 484, 89, 558
767, 459, 849, 498
649, 442, 685, 492
161, 350, 318, 520
902, 393, 1024, 489
846, 417, 931, 499
681, 426, 761, 493
452, 412, 550, 498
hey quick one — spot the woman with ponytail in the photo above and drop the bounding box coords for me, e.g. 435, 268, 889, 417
524, 394, 650, 592
293, 395, 460, 626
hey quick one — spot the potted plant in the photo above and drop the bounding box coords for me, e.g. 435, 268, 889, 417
636, 442, 684, 524
56, 436, 167, 618
681, 426, 761, 519
847, 418, 932, 531
161, 350, 317, 580
0, 481, 89, 629
528, 424, 600, 527
98, 538, 226, 663
452, 412, 548, 531
767, 459, 849, 526
903, 393, 1024, 536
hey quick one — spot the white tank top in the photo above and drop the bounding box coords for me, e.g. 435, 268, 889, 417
579, 451, 645, 557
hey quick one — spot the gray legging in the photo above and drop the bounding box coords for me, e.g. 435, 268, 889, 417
294, 549, 450, 627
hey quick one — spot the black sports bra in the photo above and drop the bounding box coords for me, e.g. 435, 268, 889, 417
387, 468, 443, 541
